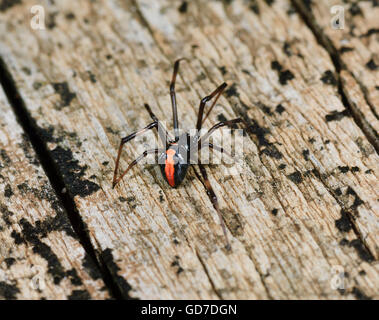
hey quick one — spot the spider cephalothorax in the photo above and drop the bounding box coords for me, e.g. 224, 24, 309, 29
112, 59, 246, 250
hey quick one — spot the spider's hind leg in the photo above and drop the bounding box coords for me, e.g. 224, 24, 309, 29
192, 164, 231, 250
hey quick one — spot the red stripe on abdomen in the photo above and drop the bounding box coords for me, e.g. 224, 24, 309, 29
165, 149, 176, 187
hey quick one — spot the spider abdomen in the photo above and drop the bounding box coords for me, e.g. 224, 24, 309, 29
159, 147, 189, 187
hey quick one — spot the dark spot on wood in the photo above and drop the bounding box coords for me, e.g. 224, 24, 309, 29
68, 289, 91, 300
0, 203, 14, 226
271, 61, 295, 85
178, 1, 187, 13
261, 145, 283, 159
217, 113, 228, 122
225, 83, 239, 97
4, 257, 16, 268
223, 209, 244, 237
283, 41, 292, 56
324, 140, 330, 144
21, 66, 31, 75
278, 163, 286, 170
339, 46, 354, 53
65, 12, 75, 20
264, 0, 274, 6
0, 281, 19, 299
4, 184, 13, 197
102, 161, 109, 166
287, 171, 303, 184
256, 102, 272, 115
271, 208, 278, 216
33, 81, 43, 90
320, 70, 337, 86
335, 209, 352, 232
249, 0, 260, 14
67, 268, 83, 286
349, 239, 374, 262
14, 182, 76, 238
36, 125, 59, 143
287, 5, 296, 15
337, 288, 346, 295
0, 149, 11, 166
352, 287, 371, 300
106, 54, 112, 60
101, 248, 136, 299
82, 252, 101, 280
52, 82, 76, 108
271, 61, 282, 71
275, 104, 285, 114
360, 28, 379, 38
302, 149, 310, 161
325, 109, 350, 122
46, 12, 58, 29
302, 0, 312, 10
19, 218, 68, 284
346, 186, 364, 209
338, 166, 349, 173
246, 120, 270, 146
359, 270, 366, 276
308, 137, 316, 143
351, 166, 359, 172
125, 196, 136, 203
339, 238, 349, 246
365, 58, 378, 70
349, 3, 362, 16
118, 197, 127, 202
10, 230, 24, 245
50, 146, 100, 197
0, 0, 21, 12
219, 66, 227, 75
334, 188, 342, 196
365, 169, 372, 174
171, 256, 184, 275
87, 70, 97, 83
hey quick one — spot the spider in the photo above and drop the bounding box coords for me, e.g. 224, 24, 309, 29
112, 59, 246, 250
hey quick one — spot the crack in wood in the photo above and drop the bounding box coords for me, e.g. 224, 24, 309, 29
0, 57, 124, 300
291, 0, 379, 153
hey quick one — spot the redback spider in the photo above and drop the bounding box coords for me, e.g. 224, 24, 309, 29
112, 59, 247, 250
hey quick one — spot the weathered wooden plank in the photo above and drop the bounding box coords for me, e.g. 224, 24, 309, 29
0, 0, 377, 299
0, 85, 109, 299
293, 0, 379, 150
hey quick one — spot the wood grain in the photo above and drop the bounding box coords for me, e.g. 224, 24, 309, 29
0, 85, 109, 299
0, 0, 377, 299
293, 0, 379, 150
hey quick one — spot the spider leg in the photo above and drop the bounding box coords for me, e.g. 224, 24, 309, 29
170, 58, 187, 140
144, 103, 172, 144
196, 82, 227, 132
112, 148, 163, 188
192, 164, 231, 250
200, 142, 233, 158
198, 118, 248, 149
113, 122, 158, 187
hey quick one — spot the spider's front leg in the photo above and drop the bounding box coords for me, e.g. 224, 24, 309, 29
192, 164, 231, 250
112, 148, 163, 188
